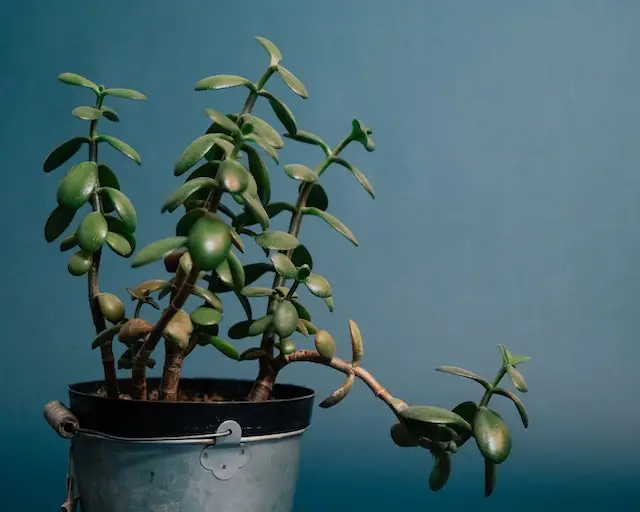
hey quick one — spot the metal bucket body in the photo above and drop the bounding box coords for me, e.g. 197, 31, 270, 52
66, 378, 315, 512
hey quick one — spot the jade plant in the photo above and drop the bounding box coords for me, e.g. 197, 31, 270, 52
43, 36, 531, 496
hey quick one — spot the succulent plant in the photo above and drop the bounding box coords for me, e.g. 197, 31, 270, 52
43, 36, 531, 497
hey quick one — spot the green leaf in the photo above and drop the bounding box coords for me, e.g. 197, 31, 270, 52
300, 318, 317, 335
102, 88, 147, 100
305, 183, 329, 211
105, 216, 136, 252
191, 305, 223, 327
499, 345, 530, 366
91, 323, 123, 350
206, 335, 240, 360
400, 406, 472, 433
43, 137, 89, 173
174, 134, 225, 176
188, 214, 232, 271
348, 319, 363, 363
162, 178, 219, 214
257, 90, 297, 134
290, 299, 311, 321
98, 187, 137, 232
242, 114, 284, 148
226, 250, 246, 291
296, 264, 311, 281
97, 293, 125, 323
242, 144, 271, 204
390, 422, 418, 448
97, 164, 120, 213
284, 130, 330, 156
240, 286, 274, 297
205, 109, 242, 137
351, 119, 375, 152
58, 72, 99, 93
105, 231, 133, 257
277, 64, 308, 99
473, 407, 512, 464
255, 36, 282, 66
329, 157, 375, 198
435, 366, 492, 392
319, 373, 355, 409
72, 106, 102, 121
323, 296, 334, 312
243, 263, 275, 286
270, 253, 297, 279
291, 244, 313, 270
218, 159, 251, 194
284, 164, 317, 182
101, 106, 119, 122
506, 364, 528, 393
67, 250, 93, 276
96, 135, 142, 165
279, 338, 295, 355
484, 459, 497, 498
492, 388, 529, 428
509, 355, 531, 366
304, 273, 332, 298
244, 134, 279, 163
429, 453, 451, 492
76, 211, 108, 252
59, 234, 77, 252
56, 161, 98, 211
300, 207, 358, 246
195, 74, 256, 91
248, 315, 274, 336
228, 320, 252, 340
239, 347, 267, 361
314, 330, 336, 359
450, 401, 478, 447
131, 236, 188, 268
235, 201, 294, 228
255, 231, 299, 251
273, 300, 299, 338
191, 285, 223, 311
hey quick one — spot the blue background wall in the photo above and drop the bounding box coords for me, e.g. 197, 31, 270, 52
1, 1, 639, 510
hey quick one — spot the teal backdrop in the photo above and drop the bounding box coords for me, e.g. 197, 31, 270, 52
1, 1, 639, 510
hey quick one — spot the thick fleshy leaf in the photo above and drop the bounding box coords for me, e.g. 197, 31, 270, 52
473, 407, 512, 464
58, 72, 99, 93
243, 263, 275, 286
435, 366, 492, 391
207, 335, 240, 360
485, 459, 497, 498
191, 305, 223, 327
91, 323, 123, 350
242, 144, 271, 204
96, 135, 141, 165
188, 214, 232, 271
101, 106, 119, 122
319, 373, 354, 409
300, 207, 358, 246
506, 364, 528, 393
242, 195, 270, 231
43, 137, 89, 173
77, 211, 108, 252
228, 320, 252, 340
304, 273, 332, 298
509, 355, 531, 366
105, 216, 136, 251
255, 36, 282, 66
273, 300, 299, 338
195, 74, 255, 91
59, 234, 77, 252
242, 115, 284, 148
296, 264, 311, 281
291, 244, 313, 270
300, 318, 317, 335
205, 109, 242, 137
131, 236, 188, 268
164, 309, 193, 348
351, 119, 375, 152
162, 177, 219, 214
226, 250, 246, 291
97, 293, 125, 323
67, 250, 93, 276
255, 231, 299, 251
105, 231, 133, 257
429, 453, 452, 492
175, 134, 224, 176
97, 164, 120, 213
190, 285, 223, 311
451, 401, 478, 447
284, 130, 330, 156
324, 296, 334, 312
314, 330, 336, 359
235, 201, 294, 228
119, 318, 154, 342
296, 319, 309, 336
102, 88, 147, 100
400, 406, 472, 434
248, 315, 273, 336
257, 90, 297, 134
492, 388, 529, 428
244, 134, 279, 163
270, 253, 297, 279
390, 423, 418, 448
72, 106, 102, 121
277, 64, 308, 99
56, 161, 98, 211
305, 183, 329, 211
218, 159, 250, 194
240, 286, 274, 297
240, 347, 267, 361
289, 300, 311, 322
45, 206, 76, 243
284, 164, 317, 182
348, 319, 363, 363
98, 187, 136, 232
329, 157, 375, 198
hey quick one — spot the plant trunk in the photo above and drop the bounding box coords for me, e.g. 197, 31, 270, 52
159, 343, 185, 401
248, 361, 277, 402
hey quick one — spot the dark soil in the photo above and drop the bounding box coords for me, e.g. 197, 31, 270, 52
95, 387, 231, 402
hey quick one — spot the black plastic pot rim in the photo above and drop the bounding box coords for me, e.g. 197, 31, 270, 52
67, 377, 316, 439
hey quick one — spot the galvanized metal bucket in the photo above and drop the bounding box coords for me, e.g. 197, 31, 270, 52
45, 378, 315, 512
